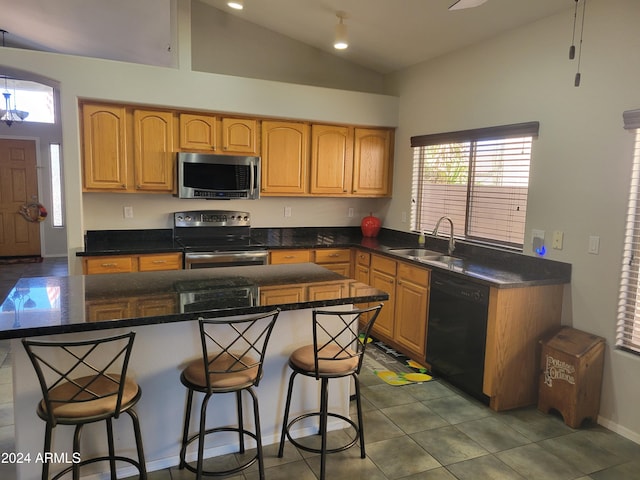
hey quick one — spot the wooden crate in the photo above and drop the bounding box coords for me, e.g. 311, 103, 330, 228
538, 327, 605, 428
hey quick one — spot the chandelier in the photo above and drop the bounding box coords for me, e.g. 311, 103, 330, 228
1, 30, 29, 126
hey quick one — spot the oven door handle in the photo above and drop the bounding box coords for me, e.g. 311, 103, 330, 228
186, 251, 268, 264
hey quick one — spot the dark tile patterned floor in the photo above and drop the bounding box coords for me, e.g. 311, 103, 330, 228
1, 258, 640, 479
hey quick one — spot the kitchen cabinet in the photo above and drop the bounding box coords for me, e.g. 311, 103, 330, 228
310, 124, 354, 195
369, 254, 397, 340
81, 104, 128, 191
259, 285, 305, 305
314, 248, 352, 276
261, 121, 310, 195
82, 252, 183, 275
483, 284, 565, 411
179, 114, 259, 155
81, 103, 176, 193
86, 294, 177, 322
132, 109, 175, 192
366, 253, 430, 361
269, 249, 312, 265
352, 128, 393, 197
394, 263, 430, 361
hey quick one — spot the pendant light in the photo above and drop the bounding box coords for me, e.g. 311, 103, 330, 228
569, 0, 587, 87
334, 12, 348, 50
227, 0, 243, 10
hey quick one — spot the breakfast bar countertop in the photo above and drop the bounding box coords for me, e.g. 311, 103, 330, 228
0, 263, 389, 340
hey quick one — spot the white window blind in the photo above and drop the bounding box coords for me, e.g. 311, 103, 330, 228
617, 109, 640, 354
411, 122, 539, 249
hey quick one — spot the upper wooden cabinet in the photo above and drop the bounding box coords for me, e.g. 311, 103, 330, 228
132, 109, 175, 192
261, 120, 310, 195
81, 104, 129, 191
179, 113, 217, 151
310, 124, 354, 195
352, 128, 393, 196
179, 114, 259, 155
81, 103, 175, 193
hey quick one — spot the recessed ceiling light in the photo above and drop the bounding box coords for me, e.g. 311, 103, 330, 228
227, 0, 244, 10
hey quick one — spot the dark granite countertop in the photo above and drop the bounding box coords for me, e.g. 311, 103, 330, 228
76, 227, 571, 288
0, 263, 388, 340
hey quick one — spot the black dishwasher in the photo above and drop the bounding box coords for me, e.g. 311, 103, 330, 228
426, 271, 490, 404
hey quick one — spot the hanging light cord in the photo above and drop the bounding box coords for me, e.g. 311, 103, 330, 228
569, 0, 578, 59
574, 0, 587, 87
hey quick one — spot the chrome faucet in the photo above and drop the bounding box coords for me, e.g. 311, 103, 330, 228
432, 216, 456, 256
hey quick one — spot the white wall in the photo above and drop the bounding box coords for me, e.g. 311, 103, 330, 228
191, 0, 386, 94
387, 0, 640, 441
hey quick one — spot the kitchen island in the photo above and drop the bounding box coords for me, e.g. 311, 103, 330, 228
0, 263, 388, 479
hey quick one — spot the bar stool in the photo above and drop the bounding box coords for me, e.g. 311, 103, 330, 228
178, 309, 280, 479
21, 331, 146, 480
277, 304, 383, 480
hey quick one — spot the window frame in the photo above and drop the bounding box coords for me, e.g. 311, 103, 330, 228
616, 109, 640, 355
410, 122, 539, 250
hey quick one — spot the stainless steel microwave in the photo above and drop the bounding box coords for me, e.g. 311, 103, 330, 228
176, 152, 260, 200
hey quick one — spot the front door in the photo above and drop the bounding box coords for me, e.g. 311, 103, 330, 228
0, 139, 41, 257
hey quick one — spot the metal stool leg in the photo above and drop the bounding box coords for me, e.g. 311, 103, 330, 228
127, 409, 148, 479
236, 390, 245, 453
353, 373, 366, 458
179, 388, 195, 469
278, 371, 298, 457
319, 377, 329, 480
106, 418, 116, 480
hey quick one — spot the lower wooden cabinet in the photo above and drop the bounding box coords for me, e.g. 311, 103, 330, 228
268, 248, 352, 277
86, 294, 177, 322
364, 251, 430, 362
269, 249, 312, 265
83, 252, 183, 274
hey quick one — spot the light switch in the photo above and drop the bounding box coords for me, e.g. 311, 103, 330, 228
123, 206, 133, 219
552, 231, 564, 250
284, 206, 292, 218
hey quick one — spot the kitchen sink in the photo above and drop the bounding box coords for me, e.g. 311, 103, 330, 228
388, 248, 442, 257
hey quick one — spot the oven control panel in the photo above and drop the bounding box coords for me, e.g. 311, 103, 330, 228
174, 210, 251, 227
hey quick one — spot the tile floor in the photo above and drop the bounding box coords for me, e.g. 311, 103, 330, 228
1, 258, 640, 479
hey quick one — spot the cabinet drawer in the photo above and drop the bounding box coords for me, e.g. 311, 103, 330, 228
139, 253, 183, 272
371, 254, 397, 276
270, 249, 312, 264
85, 256, 135, 274
397, 262, 430, 286
355, 250, 371, 267
314, 248, 351, 263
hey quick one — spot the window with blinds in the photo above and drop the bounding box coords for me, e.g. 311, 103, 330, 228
411, 122, 539, 249
617, 109, 640, 355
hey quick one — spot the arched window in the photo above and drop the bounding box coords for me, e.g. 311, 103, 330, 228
1, 77, 55, 124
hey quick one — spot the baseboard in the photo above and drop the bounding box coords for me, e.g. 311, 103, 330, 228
597, 415, 640, 445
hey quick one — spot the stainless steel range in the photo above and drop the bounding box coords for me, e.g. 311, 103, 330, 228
173, 210, 268, 269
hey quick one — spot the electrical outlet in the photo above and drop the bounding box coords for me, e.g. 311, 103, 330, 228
401, 211, 407, 223
123, 206, 133, 219
348, 207, 354, 218
588, 235, 600, 254
284, 206, 292, 218
552, 231, 564, 250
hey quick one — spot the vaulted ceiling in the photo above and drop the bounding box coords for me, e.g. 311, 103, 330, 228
1, 0, 572, 74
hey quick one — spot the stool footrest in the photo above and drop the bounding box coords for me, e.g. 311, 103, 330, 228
283, 412, 359, 455
181, 426, 259, 476
50, 455, 146, 480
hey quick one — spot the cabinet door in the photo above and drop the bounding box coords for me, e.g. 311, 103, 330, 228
370, 265, 396, 339
136, 294, 178, 317
222, 118, 258, 154
352, 128, 393, 197
261, 121, 309, 195
310, 124, 353, 195
81, 104, 128, 191
86, 299, 135, 322
260, 286, 306, 306
394, 263, 430, 360
308, 282, 347, 301
180, 113, 217, 151
133, 110, 175, 192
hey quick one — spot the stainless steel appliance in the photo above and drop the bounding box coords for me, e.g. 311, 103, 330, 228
426, 271, 490, 404
173, 210, 268, 269
175, 277, 258, 313
176, 153, 260, 200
